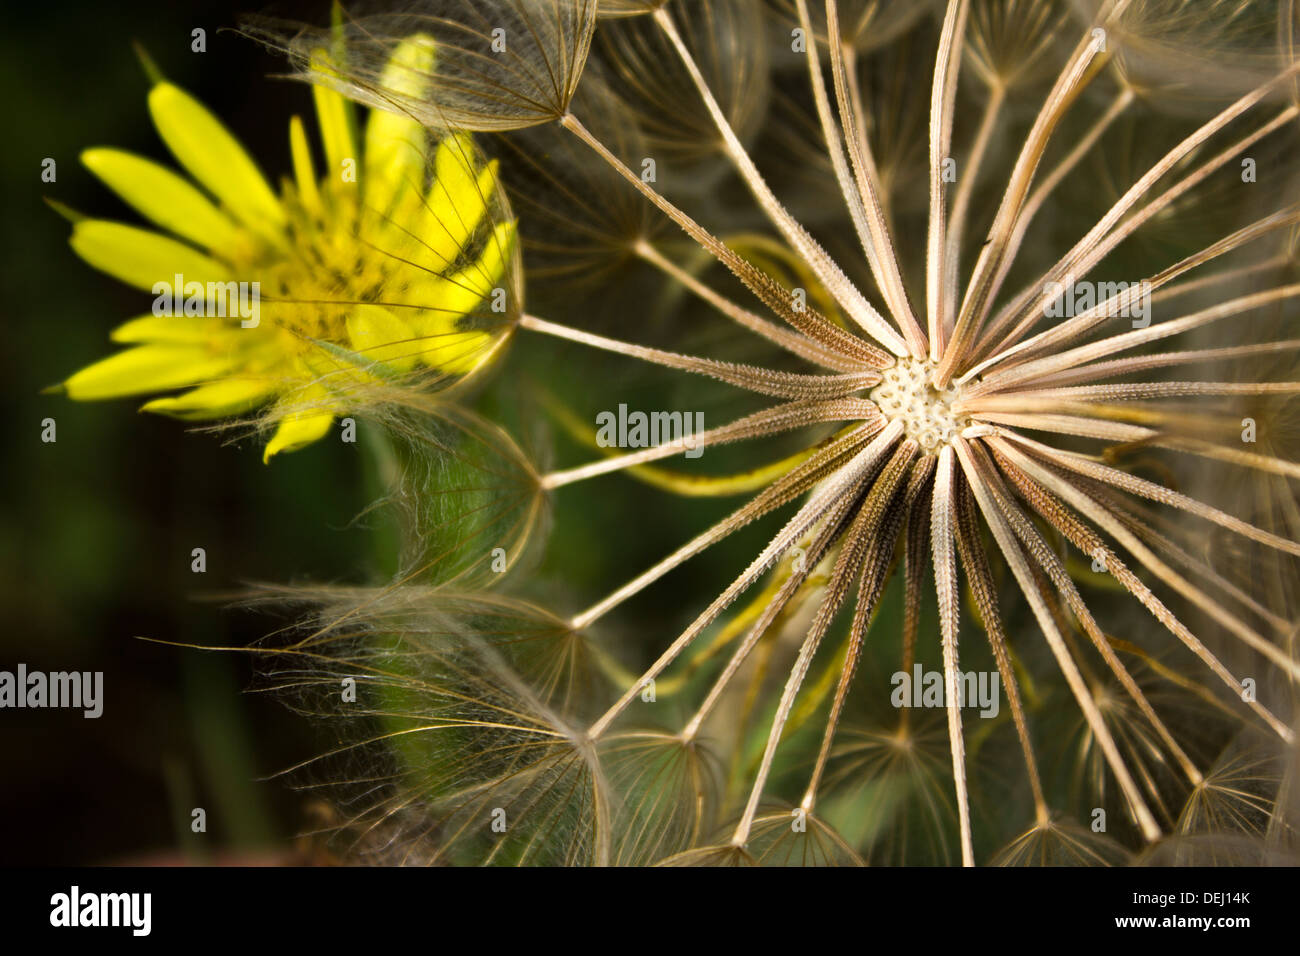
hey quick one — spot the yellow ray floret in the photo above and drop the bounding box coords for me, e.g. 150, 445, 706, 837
58, 35, 516, 461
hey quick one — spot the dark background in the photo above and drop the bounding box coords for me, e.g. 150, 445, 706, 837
1, 0, 368, 865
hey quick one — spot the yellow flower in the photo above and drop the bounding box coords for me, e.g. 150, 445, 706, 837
59, 37, 518, 461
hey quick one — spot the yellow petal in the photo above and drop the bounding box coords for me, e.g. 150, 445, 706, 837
421, 329, 494, 376
63, 345, 235, 401
263, 397, 336, 462
70, 220, 230, 292
421, 138, 498, 269
466, 220, 516, 295
110, 313, 240, 345
345, 304, 419, 372
408, 222, 515, 375
81, 148, 243, 255
309, 55, 358, 187
364, 35, 437, 208
148, 83, 285, 238
141, 378, 274, 420
415, 220, 516, 313
289, 115, 323, 219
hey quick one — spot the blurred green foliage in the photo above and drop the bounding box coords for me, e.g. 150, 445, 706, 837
1, 0, 368, 864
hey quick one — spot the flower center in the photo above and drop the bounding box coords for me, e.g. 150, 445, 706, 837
868, 358, 969, 451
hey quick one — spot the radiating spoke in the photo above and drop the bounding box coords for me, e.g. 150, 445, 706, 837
930, 445, 974, 865
954, 438, 1163, 842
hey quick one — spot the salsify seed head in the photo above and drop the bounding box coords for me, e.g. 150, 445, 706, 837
67, 0, 1300, 866
868, 358, 970, 451
251, 0, 1300, 865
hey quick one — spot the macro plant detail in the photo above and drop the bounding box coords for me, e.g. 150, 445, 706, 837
54, 36, 518, 460
53, 0, 1300, 866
